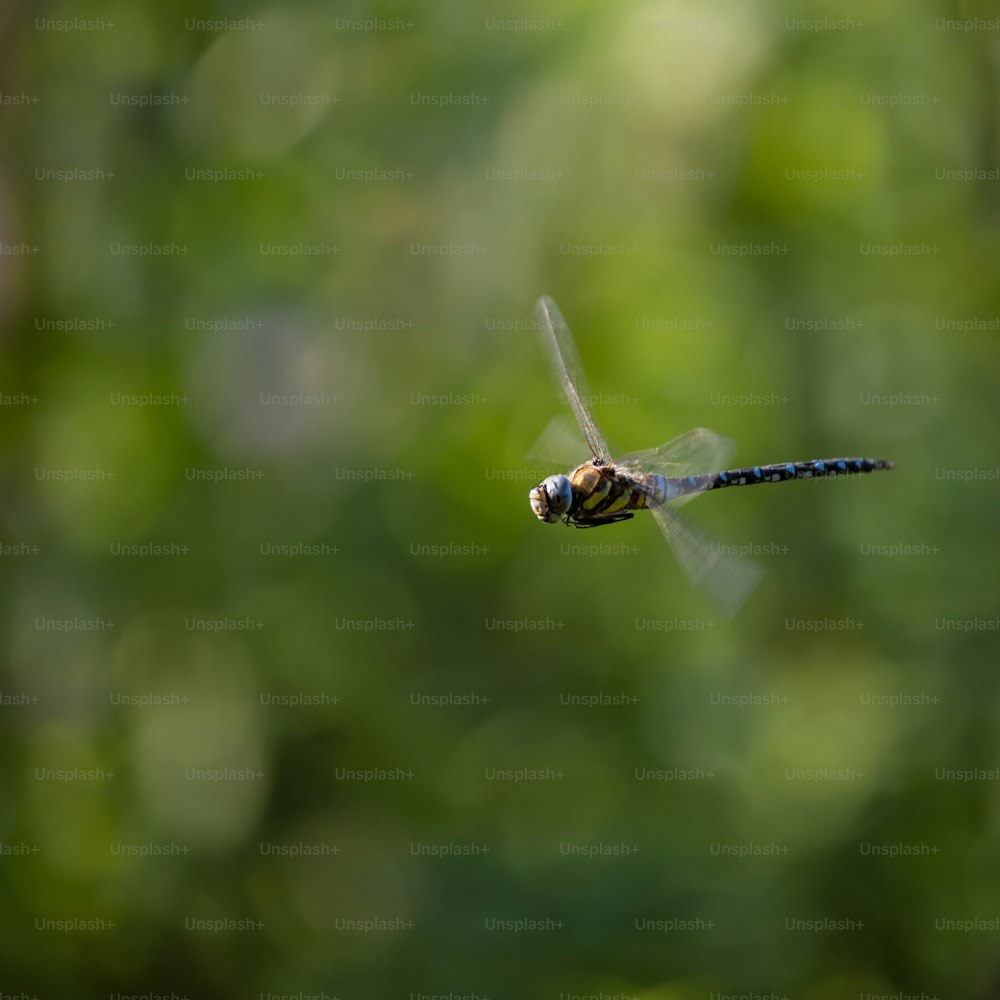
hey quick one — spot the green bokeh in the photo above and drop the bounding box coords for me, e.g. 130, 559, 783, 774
2, 1, 999, 996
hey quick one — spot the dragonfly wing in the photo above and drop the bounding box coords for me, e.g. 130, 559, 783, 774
617, 427, 735, 507
647, 501, 762, 617
526, 414, 591, 467
535, 296, 610, 463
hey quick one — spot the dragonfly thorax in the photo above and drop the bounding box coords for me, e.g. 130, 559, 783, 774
529, 474, 572, 523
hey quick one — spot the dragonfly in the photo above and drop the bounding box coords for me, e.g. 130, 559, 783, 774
528, 296, 893, 615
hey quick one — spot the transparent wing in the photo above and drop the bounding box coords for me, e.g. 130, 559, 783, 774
535, 296, 610, 463
617, 427, 733, 478
647, 502, 763, 617
617, 427, 735, 507
526, 414, 591, 467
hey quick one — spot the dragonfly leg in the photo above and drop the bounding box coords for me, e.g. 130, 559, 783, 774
567, 512, 635, 528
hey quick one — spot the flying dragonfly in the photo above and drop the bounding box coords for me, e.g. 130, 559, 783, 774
528, 296, 894, 615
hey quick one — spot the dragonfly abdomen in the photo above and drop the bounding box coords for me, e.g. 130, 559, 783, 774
667, 457, 894, 497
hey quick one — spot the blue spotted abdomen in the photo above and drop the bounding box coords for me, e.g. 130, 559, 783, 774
668, 457, 894, 497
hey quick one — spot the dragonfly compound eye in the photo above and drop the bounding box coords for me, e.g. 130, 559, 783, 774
529, 475, 572, 522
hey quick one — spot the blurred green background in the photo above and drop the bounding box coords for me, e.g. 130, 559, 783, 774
2, 0, 999, 996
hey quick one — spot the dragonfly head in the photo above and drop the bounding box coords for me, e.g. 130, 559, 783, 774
529, 474, 572, 523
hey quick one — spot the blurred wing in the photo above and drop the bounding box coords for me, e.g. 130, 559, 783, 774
526, 414, 590, 467
648, 502, 762, 617
617, 427, 734, 507
535, 296, 610, 463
